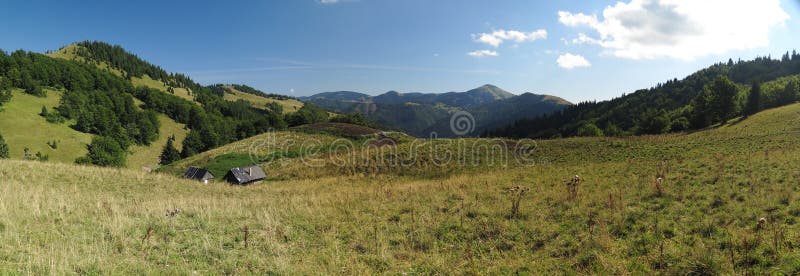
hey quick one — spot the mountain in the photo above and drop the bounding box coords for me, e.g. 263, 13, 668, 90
303, 85, 571, 137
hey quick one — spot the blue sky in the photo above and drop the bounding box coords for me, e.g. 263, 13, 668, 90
1, 0, 798, 102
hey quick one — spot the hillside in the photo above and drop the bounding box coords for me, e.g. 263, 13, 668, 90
489, 53, 800, 139
3, 103, 800, 274
0, 42, 309, 169
215, 84, 304, 114
303, 85, 571, 137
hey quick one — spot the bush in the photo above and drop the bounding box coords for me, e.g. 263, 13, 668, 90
76, 136, 126, 167
576, 123, 604, 137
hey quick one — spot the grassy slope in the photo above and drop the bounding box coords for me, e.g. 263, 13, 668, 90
126, 113, 188, 170
221, 86, 304, 114
130, 74, 194, 102
3, 103, 800, 274
0, 89, 92, 162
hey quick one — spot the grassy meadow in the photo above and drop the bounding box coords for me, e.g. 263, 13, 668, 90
0, 89, 92, 162
2, 103, 800, 274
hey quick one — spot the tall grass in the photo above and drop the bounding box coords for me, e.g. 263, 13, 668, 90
1, 103, 800, 274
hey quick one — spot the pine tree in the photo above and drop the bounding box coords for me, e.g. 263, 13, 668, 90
745, 82, 762, 117
159, 135, 181, 165
0, 131, 9, 159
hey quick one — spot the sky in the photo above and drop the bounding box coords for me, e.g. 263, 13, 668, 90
1, 0, 799, 103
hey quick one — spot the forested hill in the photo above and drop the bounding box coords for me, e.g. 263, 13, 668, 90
0, 41, 331, 167
487, 52, 800, 139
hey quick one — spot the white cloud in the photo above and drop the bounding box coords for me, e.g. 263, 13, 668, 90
474, 29, 547, 48
558, 0, 789, 60
318, 0, 340, 4
467, 50, 499, 57
557, 53, 591, 69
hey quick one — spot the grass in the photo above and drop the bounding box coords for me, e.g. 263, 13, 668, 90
0, 89, 92, 163
221, 86, 304, 114
202, 153, 255, 178
126, 113, 189, 170
2, 103, 800, 274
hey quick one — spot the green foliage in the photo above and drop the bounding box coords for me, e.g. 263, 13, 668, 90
490, 52, 800, 139
603, 122, 624, 137
0, 132, 8, 158
0, 77, 11, 106
776, 79, 799, 106
180, 130, 203, 158
670, 117, 690, 132
40, 106, 65, 124
76, 136, 126, 167
710, 75, 739, 123
637, 109, 671, 135
286, 104, 329, 127
328, 112, 382, 129
576, 123, 603, 137
159, 135, 180, 165
745, 81, 762, 116
203, 153, 254, 178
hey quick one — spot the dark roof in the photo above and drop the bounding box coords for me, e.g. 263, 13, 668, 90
225, 165, 266, 184
183, 167, 214, 181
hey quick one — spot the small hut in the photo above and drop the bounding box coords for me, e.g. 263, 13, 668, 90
183, 167, 214, 184
224, 165, 266, 185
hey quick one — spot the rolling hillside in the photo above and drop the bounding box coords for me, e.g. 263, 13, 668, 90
217, 85, 304, 114
2, 102, 800, 274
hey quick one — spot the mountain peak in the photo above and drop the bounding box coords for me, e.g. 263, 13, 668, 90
465, 84, 515, 100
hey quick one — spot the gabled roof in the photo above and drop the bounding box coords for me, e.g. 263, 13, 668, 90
225, 165, 266, 184
183, 167, 214, 181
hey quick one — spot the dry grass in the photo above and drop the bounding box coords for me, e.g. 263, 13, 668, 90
2, 104, 800, 274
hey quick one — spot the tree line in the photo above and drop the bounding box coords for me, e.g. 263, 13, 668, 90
486, 51, 800, 138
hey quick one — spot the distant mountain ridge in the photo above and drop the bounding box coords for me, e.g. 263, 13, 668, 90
302, 85, 571, 137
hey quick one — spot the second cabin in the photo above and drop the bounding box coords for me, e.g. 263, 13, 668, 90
224, 165, 266, 185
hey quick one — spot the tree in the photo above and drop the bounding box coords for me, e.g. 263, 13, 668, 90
0, 77, 11, 105
690, 89, 713, 129
603, 122, 624, 137
670, 117, 691, 132
159, 135, 181, 165
576, 123, 603, 137
76, 136, 126, 167
40, 106, 49, 116
637, 109, 671, 135
180, 130, 204, 158
0, 132, 9, 158
776, 79, 799, 106
710, 75, 738, 123
744, 81, 762, 117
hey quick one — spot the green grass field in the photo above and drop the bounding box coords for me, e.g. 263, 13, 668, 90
0, 89, 92, 163
221, 86, 304, 114
4, 103, 799, 274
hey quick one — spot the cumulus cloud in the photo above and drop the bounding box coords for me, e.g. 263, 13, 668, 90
474, 29, 547, 48
557, 53, 591, 69
467, 50, 499, 57
558, 0, 789, 60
